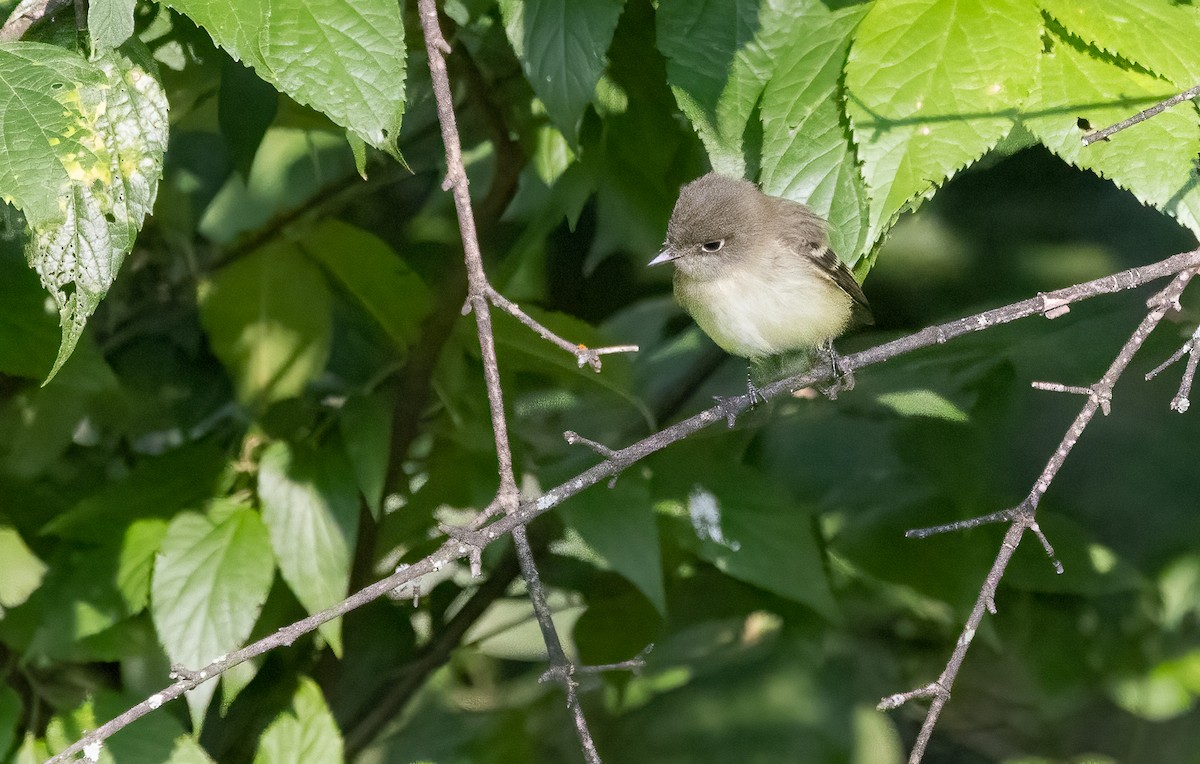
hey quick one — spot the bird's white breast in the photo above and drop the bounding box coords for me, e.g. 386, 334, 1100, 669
675, 253, 851, 360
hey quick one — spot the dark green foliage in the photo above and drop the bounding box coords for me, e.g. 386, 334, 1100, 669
2, 1, 1200, 762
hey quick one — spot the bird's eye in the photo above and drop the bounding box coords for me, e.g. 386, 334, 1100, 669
700, 240, 724, 253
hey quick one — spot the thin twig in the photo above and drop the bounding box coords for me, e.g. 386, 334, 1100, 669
48, 250, 1200, 763
1081, 83, 1200, 146
889, 267, 1198, 764
1145, 324, 1200, 413
905, 508, 1015, 538
1030, 380, 1111, 414
416, 2, 601, 762
1029, 381, 1093, 396
572, 644, 654, 676
564, 431, 617, 459
486, 284, 638, 370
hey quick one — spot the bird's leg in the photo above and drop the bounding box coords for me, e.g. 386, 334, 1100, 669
744, 365, 768, 406
817, 341, 855, 400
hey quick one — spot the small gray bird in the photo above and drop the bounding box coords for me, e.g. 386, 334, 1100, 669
649, 173, 872, 399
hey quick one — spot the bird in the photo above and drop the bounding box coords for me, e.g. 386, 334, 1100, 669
649, 172, 872, 403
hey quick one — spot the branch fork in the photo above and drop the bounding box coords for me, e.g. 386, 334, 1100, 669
882, 265, 1199, 762
1031, 380, 1112, 415
48, 190, 1200, 764
540, 644, 653, 687
877, 680, 950, 712
1146, 324, 1200, 413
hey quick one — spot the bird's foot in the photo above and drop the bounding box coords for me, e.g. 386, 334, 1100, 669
712, 374, 765, 427
817, 344, 855, 400
745, 374, 768, 407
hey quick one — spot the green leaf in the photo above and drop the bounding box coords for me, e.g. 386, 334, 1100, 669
0, 684, 20, 762
151, 507, 276, 729
198, 241, 333, 408
529, 123, 576, 186
15, 734, 51, 764
490, 304, 646, 420
348, 132, 368, 179
1160, 555, 1200, 631
499, 0, 625, 138
0, 244, 59, 378
44, 701, 103, 762
257, 441, 359, 656
0, 44, 168, 379
0, 526, 48, 612
876, 389, 970, 423
653, 442, 837, 620
300, 219, 433, 352
0, 545, 127, 663
1109, 657, 1199, 722
42, 691, 215, 763
0, 45, 105, 226
45, 442, 229, 540
88, 0, 137, 51
94, 690, 216, 764
164, 0, 406, 158
561, 477, 666, 614
116, 518, 169, 613
758, 2, 870, 260
656, 0, 793, 177
198, 127, 354, 244
0, 339, 120, 480
1023, 30, 1200, 238
465, 594, 586, 661
253, 677, 343, 764
1040, 0, 1200, 89
218, 59, 279, 177
845, 0, 1041, 247
339, 392, 393, 519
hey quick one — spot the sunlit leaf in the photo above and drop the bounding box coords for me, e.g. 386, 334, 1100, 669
656, 0, 795, 177
258, 441, 358, 656
198, 241, 333, 408
165, 0, 406, 158
1040, 0, 1200, 89
88, 0, 137, 52
876, 389, 970, 423
1023, 29, 1200, 237
0, 44, 168, 379
151, 507, 275, 729
758, 1, 870, 260
253, 677, 342, 764
845, 0, 1041, 247
0, 527, 47, 612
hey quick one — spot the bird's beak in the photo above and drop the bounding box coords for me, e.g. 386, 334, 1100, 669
648, 248, 676, 267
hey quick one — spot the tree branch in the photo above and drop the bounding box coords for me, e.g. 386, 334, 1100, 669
47, 248, 1200, 763
416, 1, 603, 761
342, 547, 524, 757
1145, 322, 1200, 412
882, 267, 1199, 764
0, 0, 71, 41
1081, 83, 1200, 146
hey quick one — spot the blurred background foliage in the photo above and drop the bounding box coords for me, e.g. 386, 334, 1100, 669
2, 0, 1200, 762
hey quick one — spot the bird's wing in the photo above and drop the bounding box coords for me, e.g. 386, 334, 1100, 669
774, 198, 874, 325
810, 246, 873, 325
